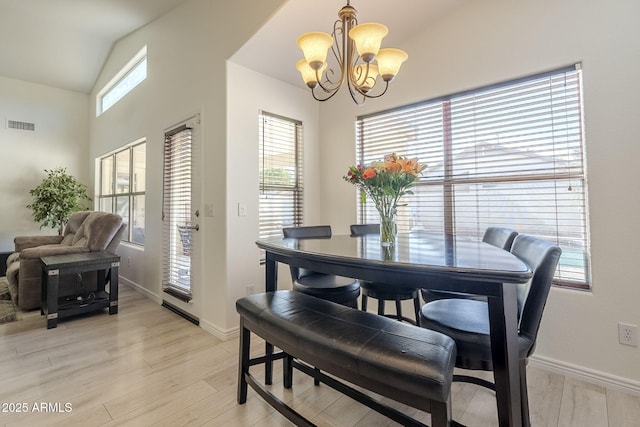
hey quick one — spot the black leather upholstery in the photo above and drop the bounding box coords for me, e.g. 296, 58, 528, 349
350, 224, 422, 324
237, 290, 457, 423
483, 226, 518, 251
419, 234, 561, 425
349, 223, 380, 236
422, 226, 518, 304
283, 225, 360, 307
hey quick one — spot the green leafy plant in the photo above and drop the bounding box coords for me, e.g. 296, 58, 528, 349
27, 167, 92, 235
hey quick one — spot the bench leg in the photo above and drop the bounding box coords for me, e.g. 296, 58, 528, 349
283, 354, 293, 389
265, 342, 274, 385
313, 367, 321, 386
237, 319, 250, 404
430, 398, 452, 427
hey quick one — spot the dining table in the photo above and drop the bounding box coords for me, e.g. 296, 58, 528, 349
256, 231, 533, 427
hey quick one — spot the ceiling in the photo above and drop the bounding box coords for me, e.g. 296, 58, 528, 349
0, 0, 190, 93
0, 0, 467, 94
232, 0, 468, 89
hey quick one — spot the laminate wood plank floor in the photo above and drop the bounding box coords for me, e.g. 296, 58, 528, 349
1, 285, 639, 426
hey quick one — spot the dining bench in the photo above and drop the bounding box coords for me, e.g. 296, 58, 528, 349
236, 290, 458, 427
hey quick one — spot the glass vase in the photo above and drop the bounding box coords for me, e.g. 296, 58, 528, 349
379, 210, 397, 247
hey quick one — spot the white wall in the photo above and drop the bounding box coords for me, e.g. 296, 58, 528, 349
89, 0, 285, 335
318, 0, 640, 388
226, 61, 321, 330
0, 76, 89, 251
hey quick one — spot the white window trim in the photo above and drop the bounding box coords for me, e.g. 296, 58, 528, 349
96, 45, 147, 116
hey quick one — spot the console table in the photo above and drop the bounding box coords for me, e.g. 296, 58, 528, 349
41, 251, 120, 329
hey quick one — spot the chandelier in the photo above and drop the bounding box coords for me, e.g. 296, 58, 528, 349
295, 1, 408, 105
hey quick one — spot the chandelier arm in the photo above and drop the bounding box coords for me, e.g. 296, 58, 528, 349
311, 85, 343, 102
360, 80, 390, 99
314, 16, 348, 95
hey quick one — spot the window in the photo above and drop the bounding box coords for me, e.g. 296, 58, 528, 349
98, 140, 146, 245
97, 46, 147, 115
356, 64, 590, 288
258, 111, 304, 240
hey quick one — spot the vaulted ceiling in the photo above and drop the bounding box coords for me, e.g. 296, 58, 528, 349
0, 0, 468, 94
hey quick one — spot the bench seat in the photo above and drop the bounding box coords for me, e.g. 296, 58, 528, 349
236, 290, 457, 427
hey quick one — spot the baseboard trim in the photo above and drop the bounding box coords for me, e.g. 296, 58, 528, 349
118, 276, 162, 304
117, 276, 238, 340
199, 318, 238, 341
529, 355, 640, 396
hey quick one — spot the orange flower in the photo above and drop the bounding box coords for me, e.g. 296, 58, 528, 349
397, 157, 421, 176
362, 168, 377, 179
384, 161, 402, 173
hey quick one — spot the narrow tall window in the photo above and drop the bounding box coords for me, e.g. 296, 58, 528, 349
98, 141, 146, 245
97, 46, 147, 115
162, 124, 195, 301
258, 111, 304, 241
356, 64, 590, 289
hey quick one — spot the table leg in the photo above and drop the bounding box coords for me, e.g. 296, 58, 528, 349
487, 284, 522, 427
264, 255, 278, 385
44, 269, 60, 329
109, 263, 119, 314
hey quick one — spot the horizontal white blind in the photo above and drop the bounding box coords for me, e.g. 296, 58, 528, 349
162, 126, 193, 297
259, 112, 303, 240
356, 65, 590, 288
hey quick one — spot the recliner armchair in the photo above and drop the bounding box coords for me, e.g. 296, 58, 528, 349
5, 211, 125, 311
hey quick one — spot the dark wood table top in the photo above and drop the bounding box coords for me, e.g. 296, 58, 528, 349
257, 232, 532, 292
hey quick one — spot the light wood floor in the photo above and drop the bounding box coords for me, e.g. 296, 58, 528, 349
1, 285, 639, 427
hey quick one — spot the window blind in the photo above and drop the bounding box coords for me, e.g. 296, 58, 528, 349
162, 125, 193, 298
258, 111, 303, 240
356, 65, 590, 288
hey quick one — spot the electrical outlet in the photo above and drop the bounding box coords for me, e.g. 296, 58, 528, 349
618, 323, 638, 347
238, 202, 247, 217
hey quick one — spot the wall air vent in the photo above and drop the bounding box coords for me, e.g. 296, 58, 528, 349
7, 120, 35, 131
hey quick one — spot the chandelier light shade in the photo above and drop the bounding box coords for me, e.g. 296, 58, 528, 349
348, 23, 388, 62
295, 1, 408, 104
297, 32, 334, 69
376, 48, 409, 81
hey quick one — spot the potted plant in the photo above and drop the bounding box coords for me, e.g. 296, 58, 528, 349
27, 167, 92, 235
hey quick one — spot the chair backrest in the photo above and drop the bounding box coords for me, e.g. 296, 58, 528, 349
482, 227, 518, 251
61, 211, 124, 253
510, 234, 561, 356
350, 223, 380, 236
282, 226, 332, 280
283, 225, 332, 239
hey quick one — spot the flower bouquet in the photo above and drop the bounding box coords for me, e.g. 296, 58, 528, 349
344, 153, 426, 247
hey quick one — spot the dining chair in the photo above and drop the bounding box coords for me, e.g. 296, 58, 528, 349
419, 234, 561, 426
282, 226, 361, 308
350, 223, 421, 324
421, 226, 518, 303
